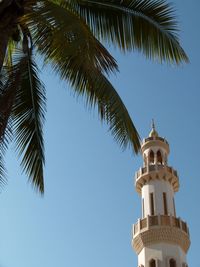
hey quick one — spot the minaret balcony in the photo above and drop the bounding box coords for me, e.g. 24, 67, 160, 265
135, 164, 179, 193
142, 136, 169, 145
132, 215, 190, 254
141, 136, 170, 154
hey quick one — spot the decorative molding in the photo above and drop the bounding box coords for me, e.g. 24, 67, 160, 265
132, 226, 190, 254
141, 139, 169, 154
135, 166, 179, 194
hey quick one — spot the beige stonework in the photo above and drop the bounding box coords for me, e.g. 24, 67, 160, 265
135, 166, 179, 194
132, 126, 190, 267
141, 138, 170, 155
132, 226, 190, 254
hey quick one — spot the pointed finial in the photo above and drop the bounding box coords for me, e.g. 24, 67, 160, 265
149, 119, 158, 137
151, 119, 155, 130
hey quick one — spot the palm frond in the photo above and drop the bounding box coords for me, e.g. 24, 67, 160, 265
3, 39, 17, 67
0, 113, 11, 187
74, 68, 141, 152
0, 71, 7, 186
0, 27, 11, 70
0, 0, 23, 70
62, 0, 188, 64
50, 51, 140, 151
0, 66, 18, 186
0, 68, 16, 142
0, 134, 8, 187
22, 0, 140, 152
21, 0, 118, 75
12, 49, 46, 194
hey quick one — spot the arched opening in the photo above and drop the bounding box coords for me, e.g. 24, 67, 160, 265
169, 258, 176, 267
149, 259, 156, 267
157, 150, 162, 164
149, 150, 154, 164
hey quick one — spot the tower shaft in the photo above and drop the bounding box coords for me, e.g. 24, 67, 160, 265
132, 126, 190, 267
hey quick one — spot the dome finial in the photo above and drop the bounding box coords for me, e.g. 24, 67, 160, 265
149, 119, 158, 137
151, 119, 155, 130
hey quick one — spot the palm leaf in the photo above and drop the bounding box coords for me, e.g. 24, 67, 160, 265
0, 137, 8, 187
0, 65, 19, 186
0, 71, 8, 186
21, 0, 118, 75
12, 49, 46, 194
22, 0, 140, 152
4, 39, 17, 67
47, 48, 140, 151
60, 0, 188, 63
0, 68, 16, 141
72, 67, 141, 151
0, 24, 12, 70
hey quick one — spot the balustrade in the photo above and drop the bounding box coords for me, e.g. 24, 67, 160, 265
142, 136, 169, 145
133, 215, 189, 236
135, 165, 178, 180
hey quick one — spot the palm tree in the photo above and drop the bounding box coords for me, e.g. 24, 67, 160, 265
0, 0, 188, 193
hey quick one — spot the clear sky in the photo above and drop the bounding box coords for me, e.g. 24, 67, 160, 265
0, 1, 199, 267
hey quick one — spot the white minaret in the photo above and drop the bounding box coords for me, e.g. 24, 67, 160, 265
132, 122, 190, 267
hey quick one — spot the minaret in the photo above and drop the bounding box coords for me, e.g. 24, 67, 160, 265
132, 122, 190, 267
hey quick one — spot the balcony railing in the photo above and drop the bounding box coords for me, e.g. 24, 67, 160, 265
133, 215, 189, 236
142, 136, 169, 145
135, 165, 178, 180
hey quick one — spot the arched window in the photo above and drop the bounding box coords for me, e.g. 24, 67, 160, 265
157, 150, 162, 164
149, 259, 156, 267
149, 150, 154, 164
169, 258, 176, 267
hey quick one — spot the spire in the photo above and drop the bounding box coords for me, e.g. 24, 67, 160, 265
149, 119, 158, 137
151, 119, 155, 130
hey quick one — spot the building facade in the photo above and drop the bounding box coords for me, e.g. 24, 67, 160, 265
132, 124, 190, 267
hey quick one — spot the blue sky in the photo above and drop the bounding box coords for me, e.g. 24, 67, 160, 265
0, 1, 200, 267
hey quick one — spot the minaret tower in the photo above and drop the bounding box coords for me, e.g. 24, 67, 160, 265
132, 122, 190, 267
